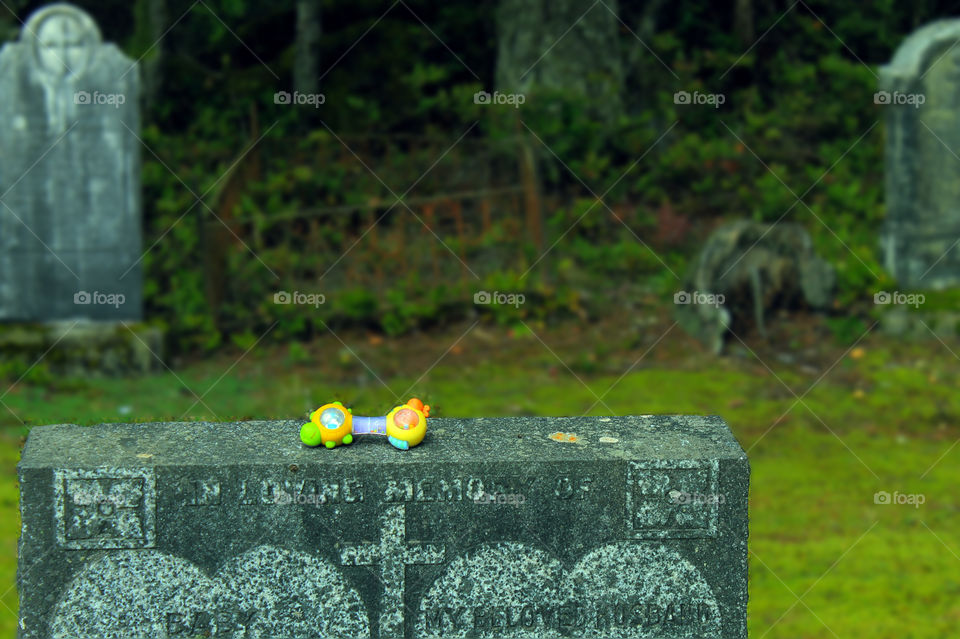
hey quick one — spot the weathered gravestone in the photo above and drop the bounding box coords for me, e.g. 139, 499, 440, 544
18, 416, 749, 638
880, 20, 960, 290
675, 220, 836, 353
495, 0, 622, 123
0, 3, 142, 321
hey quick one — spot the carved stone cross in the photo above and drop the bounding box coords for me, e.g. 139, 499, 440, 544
340, 504, 445, 638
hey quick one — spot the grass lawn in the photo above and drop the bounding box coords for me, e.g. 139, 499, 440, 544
0, 316, 958, 638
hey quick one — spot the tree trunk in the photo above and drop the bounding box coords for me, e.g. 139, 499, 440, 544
733, 0, 755, 47
294, 0, 322, 96
136, 0, 167, 114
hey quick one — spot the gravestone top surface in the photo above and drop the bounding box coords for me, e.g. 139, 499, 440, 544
881, 19, 960, 77
19, 416, 748, 639
22, 415, 747, 467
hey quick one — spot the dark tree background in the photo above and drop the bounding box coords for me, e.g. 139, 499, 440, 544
0, 0, 954, 351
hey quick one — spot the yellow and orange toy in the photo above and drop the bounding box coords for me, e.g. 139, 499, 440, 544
300, 398, 430, 450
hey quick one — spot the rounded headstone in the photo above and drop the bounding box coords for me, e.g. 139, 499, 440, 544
22, 3, 101, 80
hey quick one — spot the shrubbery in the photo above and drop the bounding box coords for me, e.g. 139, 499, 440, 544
66, 1, 934, 352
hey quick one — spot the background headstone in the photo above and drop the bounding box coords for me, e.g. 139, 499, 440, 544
495, 0, 623, 123
0, 3, 142, 321
19, 416, 749, 638
880, 20, 960, 290
675, 220, 836, 353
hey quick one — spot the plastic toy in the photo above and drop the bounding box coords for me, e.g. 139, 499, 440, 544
300, 398, 430, 450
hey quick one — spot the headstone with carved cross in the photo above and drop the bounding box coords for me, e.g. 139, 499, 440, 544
0, 3, 142, 321
18, 416, 749, 638
880, 20, 960, 290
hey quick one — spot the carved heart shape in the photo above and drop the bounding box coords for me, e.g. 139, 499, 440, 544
51, 545, 370, 639
416, 542, 722, 639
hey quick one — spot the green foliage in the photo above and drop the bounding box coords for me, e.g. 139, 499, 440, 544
336, 289, 379, 323
48, 0, 942, 352
825, 316, 869, 343
285, 341, 312, 365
